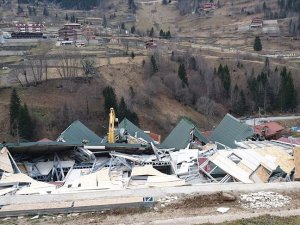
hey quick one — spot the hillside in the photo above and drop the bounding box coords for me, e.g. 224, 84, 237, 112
0, 0, 299, 142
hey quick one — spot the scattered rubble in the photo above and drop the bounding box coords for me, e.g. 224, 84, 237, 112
240, 192, 291, 209
157, 196, 179, 207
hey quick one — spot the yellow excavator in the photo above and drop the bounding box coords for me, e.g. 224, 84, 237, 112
108, 108, 118, 143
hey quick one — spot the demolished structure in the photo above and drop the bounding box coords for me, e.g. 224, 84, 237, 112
0, 113, 298, 203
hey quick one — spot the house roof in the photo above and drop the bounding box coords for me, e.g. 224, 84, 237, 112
57, 120, 102, 144
277, 137, 300, 145
161, 118, 208, 150
255, 122, 284, 138
37, 138, 53, 143
119, 118, 153, 143
211, 114, 254, 148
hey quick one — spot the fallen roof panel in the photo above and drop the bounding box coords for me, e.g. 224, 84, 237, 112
119, 118, 153, 143
162, 118, 208, 149
211, 114, 254, 148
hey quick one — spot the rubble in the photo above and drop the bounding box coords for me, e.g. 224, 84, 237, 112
157, 196, 179, 206
240, 192, 291, 209
0, 113, 298, 216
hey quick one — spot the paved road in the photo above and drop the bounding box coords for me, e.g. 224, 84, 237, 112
244, 116, 300, 126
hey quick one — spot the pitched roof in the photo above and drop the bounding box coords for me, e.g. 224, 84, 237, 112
211, 114, 254, 148
57, 120, 102, 144
119, 118, 153, 143
277, 137, 300, 144
161, 118, 208, 150
255, 122, 284, 138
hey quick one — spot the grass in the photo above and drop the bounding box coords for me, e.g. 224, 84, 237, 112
203, 215, 300, 225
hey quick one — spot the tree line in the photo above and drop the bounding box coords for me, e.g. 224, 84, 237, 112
47, 0, 102, 10
103, 86, 139, 126
143, 50, 298, 118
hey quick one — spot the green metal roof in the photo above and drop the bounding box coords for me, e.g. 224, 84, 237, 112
119, 118, 153, 143
161, 118, 208, 150
57, 120, 103, 144
4, 141, 82, 154
211, 114, 254, 148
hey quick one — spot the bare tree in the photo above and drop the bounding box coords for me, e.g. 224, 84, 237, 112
56, 50, 81, 80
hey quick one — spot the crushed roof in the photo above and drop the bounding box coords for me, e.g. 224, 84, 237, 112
119, 118, 153, 143
161, 118, 208, 150
255, 122, 284, 138
211, 114, 254, 148
57, 120, 102, 144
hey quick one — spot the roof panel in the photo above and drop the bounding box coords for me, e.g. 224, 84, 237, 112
119, 118, 153, 143
211, 114, 254, 148
162, 118, 208, 149
57, 120, 102, 144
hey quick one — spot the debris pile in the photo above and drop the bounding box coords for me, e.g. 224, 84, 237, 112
157, 196, 178, 207
240, 192, 291, 209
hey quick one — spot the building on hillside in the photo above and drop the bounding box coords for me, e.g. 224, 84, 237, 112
263, 20, 280, 37
110, 36, 121, 44
63, 23, 81, 30
254, 122, 284, 140
11, 23, 44, 39
11, 32, 43, 39
144, 39, 157, 49
16, 23, 44, 33
250, 17, 263, 28
82, 26, 96, 41
58, 27, 77, 41
200, 3, 217, 12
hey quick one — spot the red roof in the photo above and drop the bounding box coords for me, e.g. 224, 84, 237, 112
37, 138, 53, 142
254, 122, 284, 138
202, 131, 212, 140
277, 137, 300, 144
148, 132, 161, 144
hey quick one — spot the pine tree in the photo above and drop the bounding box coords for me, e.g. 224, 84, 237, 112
150, 55, 158, 74
118, 97, 128, 121
149, 27, 154, 37
121, 23, 125, 30
103, 86, 118, 114
9, 88, 21, 136
165, 30, 171, 39
189, 56, 197, 70
159, 29, 164, 38
263, 1, 267, 11
254, 36, 262, 51
279, 67, 297, 111
43, 7, 49, 16
131, 51, 135, 59
33, 7, 36, 16
65, 13, 69, 21
223, 70, 231, 97
18, 104, 34, 140
178, 63, 188, 87
131, 25, 136, 33
128, 111, 139, 126
238, 90, 247, 115
102, 15, 107, 28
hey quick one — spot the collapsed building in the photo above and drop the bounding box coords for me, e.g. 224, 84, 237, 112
0, 112, 298, 199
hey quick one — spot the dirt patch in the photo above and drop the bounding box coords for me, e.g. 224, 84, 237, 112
169, 192, 237, 209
